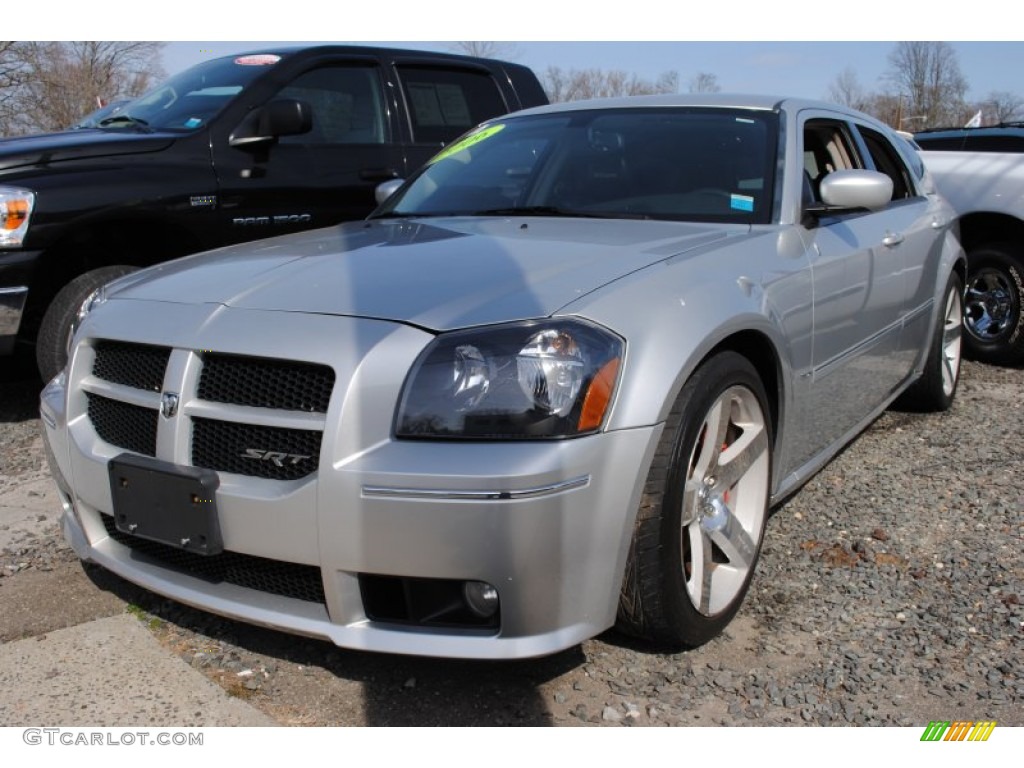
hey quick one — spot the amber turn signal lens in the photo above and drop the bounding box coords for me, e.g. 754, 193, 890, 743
2, 200, 29, 230
578, 357, 620, 432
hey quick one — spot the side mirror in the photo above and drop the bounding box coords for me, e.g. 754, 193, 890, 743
818, 170, 893, 212
229, 99, 313, 147
375, 178, 405, 205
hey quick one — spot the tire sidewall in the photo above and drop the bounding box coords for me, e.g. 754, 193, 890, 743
964, 246, 1024, 365
36, 265, 138, 381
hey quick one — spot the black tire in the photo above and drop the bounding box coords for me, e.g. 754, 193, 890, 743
35, 265, 138, 381
899, 272, 964, 412
963, 244, 1024, 366
617, 351, 772, 648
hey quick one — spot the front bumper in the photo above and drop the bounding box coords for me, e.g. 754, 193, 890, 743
40, 301, 661, 659
0, 250, 41, 355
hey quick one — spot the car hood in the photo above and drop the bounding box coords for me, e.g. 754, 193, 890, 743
0, 129, 177, 172
107, 217, 750, 331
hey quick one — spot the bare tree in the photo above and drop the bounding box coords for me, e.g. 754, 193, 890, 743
451, 42, 520, 61
688, 72, 720, 94
0, 41, 164, 136
979, 90, 1024, 124
543, 66, 679, 102
886, 41, 967, 128
827, 67, 870, 112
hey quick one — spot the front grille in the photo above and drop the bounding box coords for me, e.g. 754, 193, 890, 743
191, 418, 321, 480
102, 514, 326, 604
93, 340, 170, 392
198, 354, 334, 413
87, 393, 158, 456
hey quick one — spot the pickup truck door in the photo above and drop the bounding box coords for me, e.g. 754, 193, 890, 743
208, 57, 403, 244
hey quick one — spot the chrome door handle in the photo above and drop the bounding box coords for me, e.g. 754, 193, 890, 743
882, 232, 905, 247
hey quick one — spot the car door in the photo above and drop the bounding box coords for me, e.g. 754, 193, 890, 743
795, 114, 909, 458
851, 122, 941, 373
209, 55, 403, 243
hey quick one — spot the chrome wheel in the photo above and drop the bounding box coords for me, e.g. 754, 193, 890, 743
680, 384, 770, 616
965, 268, 1016, 342
941, 281, 963, 397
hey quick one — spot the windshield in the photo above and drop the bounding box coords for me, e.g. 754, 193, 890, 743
97, 53, 284, 133
375, 107, 778, 224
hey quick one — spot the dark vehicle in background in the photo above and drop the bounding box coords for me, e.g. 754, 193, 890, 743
0, 46, 548, 380
69, 100, 130, 130
915, 124, 1024, 364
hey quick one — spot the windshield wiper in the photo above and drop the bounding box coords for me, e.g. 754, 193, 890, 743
471, 206, 651, 220
97, 114, 152, 131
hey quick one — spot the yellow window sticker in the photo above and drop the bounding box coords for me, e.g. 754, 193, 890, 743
430, 124, 505, 164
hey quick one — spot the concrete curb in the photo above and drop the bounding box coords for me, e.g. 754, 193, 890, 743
0, 614, 274, 726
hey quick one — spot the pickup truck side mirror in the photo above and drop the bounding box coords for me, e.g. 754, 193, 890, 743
229, 99, 313, 147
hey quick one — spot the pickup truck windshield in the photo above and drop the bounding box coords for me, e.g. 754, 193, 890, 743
376, 108, 777, 224
100, 54, 282, 133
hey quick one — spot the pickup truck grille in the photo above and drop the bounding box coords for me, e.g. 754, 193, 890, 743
84, 341, 333, 480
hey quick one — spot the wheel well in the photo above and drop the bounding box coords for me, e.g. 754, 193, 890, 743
701, 331, 781, 441
22, 218, 203, 336
957, 212, 1024, 253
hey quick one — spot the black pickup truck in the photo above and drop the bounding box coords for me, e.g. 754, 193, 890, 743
0, 45, 548, 379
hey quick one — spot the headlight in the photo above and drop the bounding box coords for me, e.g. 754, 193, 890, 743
397, 319, 623, 439
66, 285, 108, 354
0, 187, 35, 248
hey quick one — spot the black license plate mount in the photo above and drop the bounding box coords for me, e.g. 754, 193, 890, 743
108, 453, 223, 556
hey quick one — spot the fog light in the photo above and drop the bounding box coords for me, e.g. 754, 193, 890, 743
463, 580, 499, 618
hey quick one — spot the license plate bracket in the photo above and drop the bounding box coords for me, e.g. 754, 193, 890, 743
108, 453, 223, 556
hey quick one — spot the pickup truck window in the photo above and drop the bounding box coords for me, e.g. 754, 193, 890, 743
113, 56, 275, 132
277, 66, 387, 145
397, 66, 508, 145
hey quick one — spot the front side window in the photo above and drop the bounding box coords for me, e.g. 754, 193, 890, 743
857, 126, 917, 200
277, 65, 386, 145
803, 120, 863, 203
376, 108, 778, 224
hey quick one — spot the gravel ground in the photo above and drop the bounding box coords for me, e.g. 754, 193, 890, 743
1, 359, 1021, 726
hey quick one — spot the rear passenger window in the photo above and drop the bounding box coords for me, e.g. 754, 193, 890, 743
857, 126, 917, 200
396, 66, 508, 145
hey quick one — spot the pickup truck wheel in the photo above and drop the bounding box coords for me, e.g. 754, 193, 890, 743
617, 351, 771, 648
899, 272, 963, 412
36, 265, 138, 381
963, 245, 1024, 365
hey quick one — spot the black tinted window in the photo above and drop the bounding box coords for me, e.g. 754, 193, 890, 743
397, 66, 508, 144
278, 65, 386, 145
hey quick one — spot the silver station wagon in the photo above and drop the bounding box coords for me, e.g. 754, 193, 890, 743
41, 95, 965, 659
